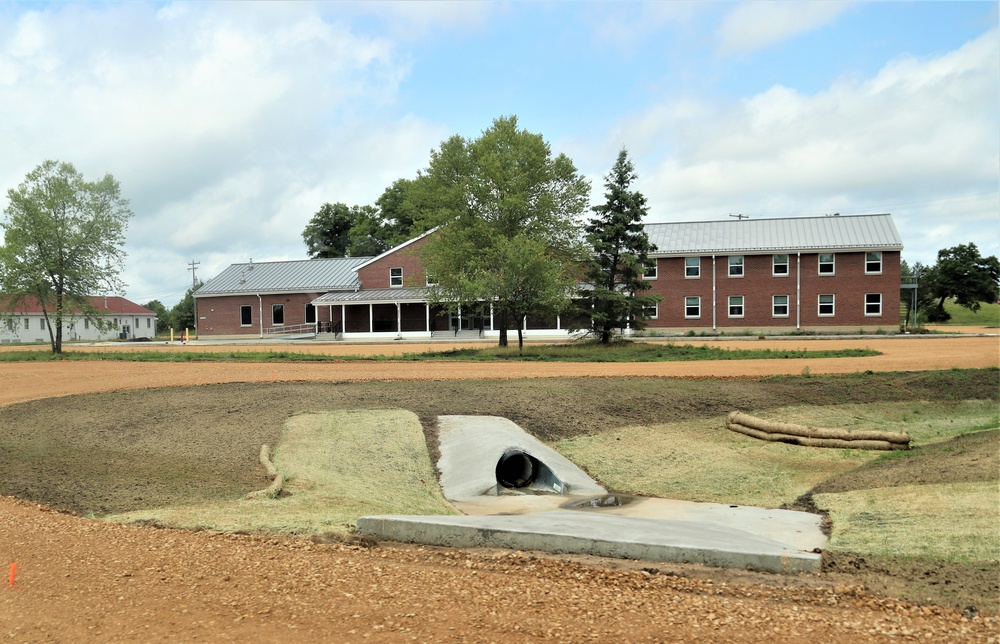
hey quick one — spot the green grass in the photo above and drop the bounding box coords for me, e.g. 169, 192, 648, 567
0, 342, 880, 363
936, 298, 1000, 327
556, 400, 997, 509
815, 481, 1000, 564
106, 409, 457, 536
399, 342, 878, 362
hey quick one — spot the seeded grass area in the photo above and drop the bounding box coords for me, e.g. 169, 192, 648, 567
107, 409, 456, 536
815, 481, 1000, 563
0, 341, 879, 363
556, 400, 998, 509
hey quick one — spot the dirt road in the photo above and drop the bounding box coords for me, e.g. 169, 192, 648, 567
0, 335, 997, 642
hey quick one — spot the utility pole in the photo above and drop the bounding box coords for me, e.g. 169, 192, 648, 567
187, 260, 200, 339
187, 260, 200, 289
729, 213, 748, 220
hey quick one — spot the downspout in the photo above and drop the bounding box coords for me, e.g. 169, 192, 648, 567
711, 255, 717, 331
257, 294, 263, 338
796, 253, 801, 330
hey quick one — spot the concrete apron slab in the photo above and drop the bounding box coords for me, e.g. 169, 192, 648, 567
357, 415, 826, 574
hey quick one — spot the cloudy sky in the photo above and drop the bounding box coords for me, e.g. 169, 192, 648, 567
1, 1, 997, 307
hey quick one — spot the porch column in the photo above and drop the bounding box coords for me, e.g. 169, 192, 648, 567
369, 304, 373, 333
396, 303, 402, 333
425, 303, 430, 332
556, 314, 561, 330
341, 304, 346, 334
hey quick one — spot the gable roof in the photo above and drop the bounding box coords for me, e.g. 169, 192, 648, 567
644, 213, 903, 256
0, 295, 154, 316
353, 227, 439, 272
195, 257, 371, 297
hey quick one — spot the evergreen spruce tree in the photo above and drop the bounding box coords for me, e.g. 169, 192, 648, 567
584, 148, 660, 344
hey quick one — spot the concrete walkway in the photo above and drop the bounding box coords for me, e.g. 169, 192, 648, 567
357, 415, 826, 574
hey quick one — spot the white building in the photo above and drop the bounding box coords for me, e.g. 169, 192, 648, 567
0, 296, 157, 344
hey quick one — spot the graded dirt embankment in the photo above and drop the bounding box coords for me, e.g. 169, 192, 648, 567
0, 336, 997, 642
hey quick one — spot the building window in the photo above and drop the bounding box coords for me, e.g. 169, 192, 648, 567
685, 296, 701, 318
641, 302, 658, 319
728, 255, 744, 277
426, 273, 438, 286
240, 305, 252, 326
272, 304, 284, 326
147, 318, 151, 329
24, 318, 29, 330
685, 257, 700, 278
865, 293, 882, 316
642, 262, 657, 280
84, 319, 89, 330
819, 253, 835, 275
865, 251, 882, 274
305, 304, 316, 325
728, 295, 744, 318
390, 267, 403, 287
818, 294, 835, 317
772, 254, 789, 276
773, 295, 789, 317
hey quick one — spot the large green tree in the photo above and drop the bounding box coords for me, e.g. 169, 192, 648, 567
0, 160, 132, 353
920, 243, 1000, 322
302, 202, 388, 258
582, 148, 660, 344
421, 116, 590, 349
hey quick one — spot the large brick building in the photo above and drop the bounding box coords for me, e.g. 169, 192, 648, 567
194, 214, 903, 339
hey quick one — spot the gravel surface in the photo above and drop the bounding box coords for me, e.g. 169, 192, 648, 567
1, 335, 997, 642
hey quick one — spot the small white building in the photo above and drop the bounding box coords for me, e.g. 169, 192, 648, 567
0, 295, 157, 344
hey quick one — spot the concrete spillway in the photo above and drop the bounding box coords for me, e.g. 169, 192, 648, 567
357, 415, 825, 574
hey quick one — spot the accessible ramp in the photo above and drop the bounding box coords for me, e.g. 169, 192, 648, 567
356, 415, 825, 574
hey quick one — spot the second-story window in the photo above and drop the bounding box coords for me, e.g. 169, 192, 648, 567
390, 267, 403, 287
729, 255, 744, 277
772, 254, 789, 276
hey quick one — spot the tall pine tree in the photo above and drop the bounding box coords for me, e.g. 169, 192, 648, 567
583, 148, 660, 344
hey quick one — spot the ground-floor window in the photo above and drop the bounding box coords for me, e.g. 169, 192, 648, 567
728, 295, 744, 318
773, 295, 789, 317
272, 304, 284, 325
865, 293, 882, 316
642, 302, 658, 319
240, 305, 252, 326
685, 296, 701, 318
305, 303, 316, 324
818, 294, 835, 316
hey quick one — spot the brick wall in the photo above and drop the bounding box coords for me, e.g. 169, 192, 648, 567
196, 292, 337, 336
643, 250, 900, 331
357, 235, 433, 289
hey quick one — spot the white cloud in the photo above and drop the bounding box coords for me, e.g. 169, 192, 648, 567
717, 1, 852, 55
609, 28, 999, 265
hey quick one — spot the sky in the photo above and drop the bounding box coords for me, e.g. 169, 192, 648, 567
0, 1, 997, 307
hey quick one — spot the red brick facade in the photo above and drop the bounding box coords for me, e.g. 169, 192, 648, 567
642, 251, 900, 331
196, 292, 341, 336
356, 235, 433, 290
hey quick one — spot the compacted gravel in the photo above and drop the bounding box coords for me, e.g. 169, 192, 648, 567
1, 334, 997, 642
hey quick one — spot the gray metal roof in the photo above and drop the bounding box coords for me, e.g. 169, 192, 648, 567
313, 287, 431, 305
644, 214, 902, 256
195, 257, 370, 297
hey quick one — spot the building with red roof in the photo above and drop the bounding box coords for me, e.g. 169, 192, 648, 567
0, 296, 156, 344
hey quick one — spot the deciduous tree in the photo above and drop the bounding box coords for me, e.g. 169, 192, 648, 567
421, 116, 589, 349
921, 243, 1000, 322
0, 160, 132, 353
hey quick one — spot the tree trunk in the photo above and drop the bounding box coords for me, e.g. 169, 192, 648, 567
497, 311, 508, 348
517, 317, 525, 355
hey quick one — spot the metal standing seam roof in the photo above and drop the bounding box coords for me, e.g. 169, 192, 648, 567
644, 214, 903, 256
194, 257, 371, 296
312, 287, 431, 305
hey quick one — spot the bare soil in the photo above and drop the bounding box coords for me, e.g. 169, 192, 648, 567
0, 338, 998, 642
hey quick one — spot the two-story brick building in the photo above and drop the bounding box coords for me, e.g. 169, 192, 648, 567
194, 213, 903, 339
